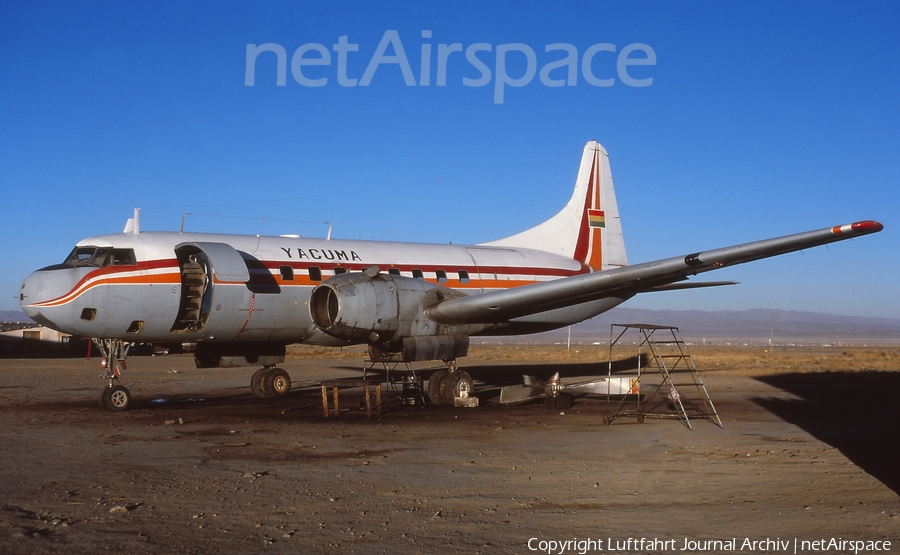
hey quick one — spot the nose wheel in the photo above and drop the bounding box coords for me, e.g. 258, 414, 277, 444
94, 338, 133, 411
100, 383, 131, 411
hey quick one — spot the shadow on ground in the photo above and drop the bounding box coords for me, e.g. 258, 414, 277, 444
754, 371, 900, 496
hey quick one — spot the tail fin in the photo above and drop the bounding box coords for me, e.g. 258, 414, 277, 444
482, 140, 627, 271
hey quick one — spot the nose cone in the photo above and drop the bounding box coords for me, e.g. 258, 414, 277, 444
20, 268, 87, 331
20, 271, 53, 326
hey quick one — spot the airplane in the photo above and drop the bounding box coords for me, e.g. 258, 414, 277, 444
19, 141, 883, 411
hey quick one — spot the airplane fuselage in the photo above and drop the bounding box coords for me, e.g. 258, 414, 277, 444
20, 231, 626, 349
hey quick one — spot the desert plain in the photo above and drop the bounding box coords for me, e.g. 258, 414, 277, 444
1, 344, 898, 554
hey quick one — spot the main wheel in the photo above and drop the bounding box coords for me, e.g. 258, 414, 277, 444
427, 369, 449, 404
263, 368, 291, 397
442, 370, 474, 402
250, 367, 270, 397
100, 384, 131, 411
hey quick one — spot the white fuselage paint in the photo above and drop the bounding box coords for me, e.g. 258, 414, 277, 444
20, 231, 623, 346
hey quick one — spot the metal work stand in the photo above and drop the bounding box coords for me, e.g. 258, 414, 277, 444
605, 324, 722, 430
363, 360, 426, 408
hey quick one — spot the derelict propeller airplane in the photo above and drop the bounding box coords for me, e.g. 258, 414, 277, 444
19, 141, 883, 411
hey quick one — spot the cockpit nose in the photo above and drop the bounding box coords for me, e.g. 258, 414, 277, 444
19, 269, 66, 329
20, 271, 47, 322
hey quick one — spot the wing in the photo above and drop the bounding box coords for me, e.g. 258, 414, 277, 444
427, 221, 883, 324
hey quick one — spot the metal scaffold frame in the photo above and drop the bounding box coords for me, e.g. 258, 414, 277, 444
363, 359, 427, 408
605, 324, 723, 430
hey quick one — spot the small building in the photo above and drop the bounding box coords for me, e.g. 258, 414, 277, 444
0, 324, 86, 357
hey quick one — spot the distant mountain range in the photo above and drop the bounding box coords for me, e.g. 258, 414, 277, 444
3, 308, 898, 345
526, 308, 900, 345
1, 311, 34, 323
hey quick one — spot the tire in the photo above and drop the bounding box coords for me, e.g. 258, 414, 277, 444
427, 369, 449, 404
101, 384, 131, 411
250, 367, 270, 397
264, 368, 291, 397
443, 370, 474, 402
99, 387, 110, 409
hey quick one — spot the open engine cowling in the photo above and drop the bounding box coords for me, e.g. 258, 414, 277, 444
309, 269, 478, 352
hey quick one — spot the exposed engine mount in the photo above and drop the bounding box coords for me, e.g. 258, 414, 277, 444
368, 334, 470, 363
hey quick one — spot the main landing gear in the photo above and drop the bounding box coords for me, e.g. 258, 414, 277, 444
426, 359, 478, 407
94, 339, 132, 411
250, 366, 292, 398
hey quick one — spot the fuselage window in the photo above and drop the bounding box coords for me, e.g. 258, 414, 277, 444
436, 269, 448, 283
388, 268, 401, 276
458, 270, 470, 284
280, 266, 294, 281
334, 267, 347, 275
412, 268, 424, 279
308, 266, 322, 281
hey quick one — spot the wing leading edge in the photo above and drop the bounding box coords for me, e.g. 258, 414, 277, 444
426, 220, 883, 325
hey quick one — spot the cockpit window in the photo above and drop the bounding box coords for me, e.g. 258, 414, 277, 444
108, 248, 136, 265
61, 246, 136, 268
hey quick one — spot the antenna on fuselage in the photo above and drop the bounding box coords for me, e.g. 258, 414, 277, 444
326, 222, 332, 240
123, 208, 141, 234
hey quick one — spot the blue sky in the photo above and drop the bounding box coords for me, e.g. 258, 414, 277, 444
1, 1, 897, 318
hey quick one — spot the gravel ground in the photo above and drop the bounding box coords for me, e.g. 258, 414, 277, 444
1, 352, 897, 554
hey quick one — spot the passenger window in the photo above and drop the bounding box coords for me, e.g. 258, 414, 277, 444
458, 270, 470, 284
280, 266, 294, 281
334, 267, 347, 275
388, 268, 401, 276
412, 268, 424, 279
435, 269, 447, 283
308, 266, 322, 281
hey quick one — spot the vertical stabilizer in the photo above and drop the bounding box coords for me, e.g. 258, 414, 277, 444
482, 141, 627, 270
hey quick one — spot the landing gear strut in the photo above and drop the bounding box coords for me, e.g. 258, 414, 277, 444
250, 366, 292, 398
426, 359, 478, 407
94, 339, 132, 411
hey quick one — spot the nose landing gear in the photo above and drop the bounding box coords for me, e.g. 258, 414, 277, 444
94, 339, 132, 411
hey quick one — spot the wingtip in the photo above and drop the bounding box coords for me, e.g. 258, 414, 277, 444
852, 220, 884, 232
832, 220, 884, 235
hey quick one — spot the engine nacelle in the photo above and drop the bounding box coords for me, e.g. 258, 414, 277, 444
309, 269, 471, 347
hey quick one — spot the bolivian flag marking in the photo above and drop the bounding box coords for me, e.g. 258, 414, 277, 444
588, 209, 606, 228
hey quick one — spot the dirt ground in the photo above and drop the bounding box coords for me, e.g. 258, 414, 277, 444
1, 345, 898, 554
